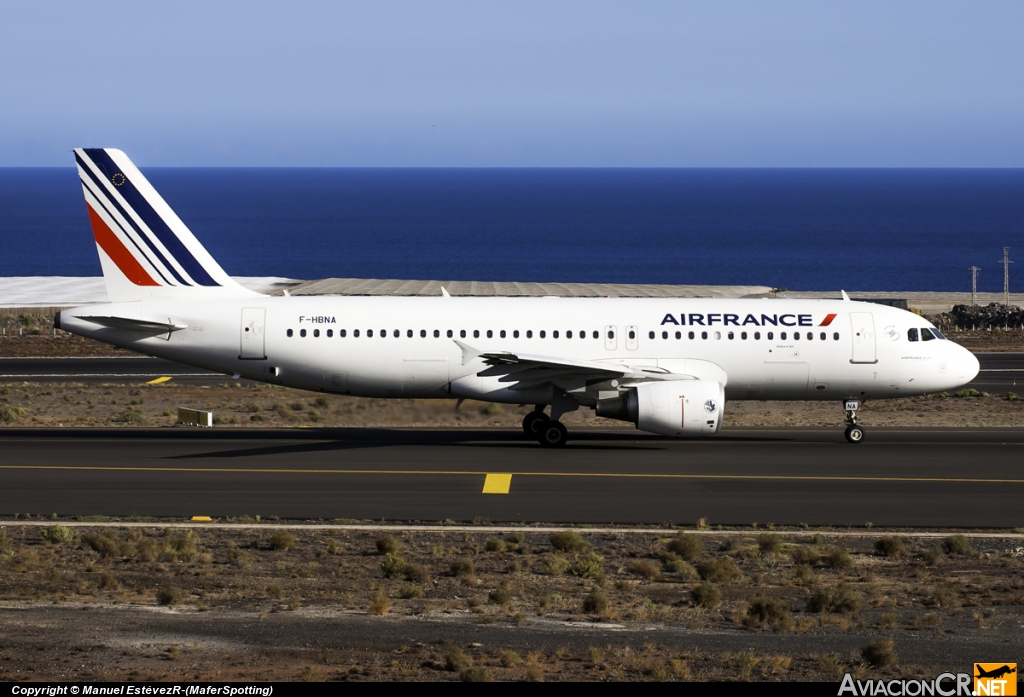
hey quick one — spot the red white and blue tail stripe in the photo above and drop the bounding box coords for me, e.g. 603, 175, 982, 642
75, 148, 256, 301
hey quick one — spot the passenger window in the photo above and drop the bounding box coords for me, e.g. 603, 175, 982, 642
354, 329, 360, 337
499, 330, 505, 338
593, 331, 599, 339
327, 329, 333, 338
781, 332, 787, 340
714, 331, 722, 340
806, 332, 811, 341
819, 332, 825, 340
700, 331, 707, 340
794, 332, 799, 340
380, 329, 386, 338
607, 330, 613, 339
629, 330, 636, 340
447, 330, 453, 338
408, 329, 413, 338
513, 330, 520, 338
553, 330, 559, 339
287, 329, 293, 337
648, 331, 654, 339
741, 331, 747, 340
394, 329, 400, 338
314, 329, 321, 338
754, 332, 760, 340
300, 329, 307, 337
540, 330, 546, 338
767, 332, 773, 340
431, 330, 438, 338
688, 331, 695, 339
580, 331, 585, 339
675, 331, 681, 339
833, 332, 839, 340
460, 330, 466, 338
727, 331, 733, 340
473, 330, 479, 338
921, 328, 935, 341
659, 331, 666, 339
527, 330, 533, 338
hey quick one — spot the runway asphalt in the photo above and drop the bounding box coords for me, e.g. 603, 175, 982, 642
1, 353, 1020, 391
0, 426, 1021, 527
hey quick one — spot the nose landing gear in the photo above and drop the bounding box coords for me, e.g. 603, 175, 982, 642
843, 400, 865, 443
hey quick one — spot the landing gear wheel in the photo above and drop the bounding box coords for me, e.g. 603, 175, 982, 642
844, 425, 865, 443
537, 421, 569, 448
522, 411, 548, 437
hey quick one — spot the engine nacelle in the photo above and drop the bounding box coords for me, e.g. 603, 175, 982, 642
596, 379, 724, 437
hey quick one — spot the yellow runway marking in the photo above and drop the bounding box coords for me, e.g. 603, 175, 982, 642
0, 464, 1022, 486
190, 516, 212, 522
145, 376, 172, 385
482, 473, 512, 494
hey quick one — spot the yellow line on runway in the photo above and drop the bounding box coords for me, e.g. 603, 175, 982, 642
145, 376, 172, 385
482, 473, 512, 494
1, 464, 1023, 485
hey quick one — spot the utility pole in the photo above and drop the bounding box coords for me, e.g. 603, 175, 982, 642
969, 266, 981, 307
999, 247, 1013, 306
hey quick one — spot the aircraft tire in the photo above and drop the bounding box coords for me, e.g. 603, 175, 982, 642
844, 425, 865, 444
537, 421, 569, 448
522, 411, 548, 437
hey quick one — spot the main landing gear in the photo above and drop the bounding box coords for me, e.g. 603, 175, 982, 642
522, 406, 569, 448
843, 399, 865, 443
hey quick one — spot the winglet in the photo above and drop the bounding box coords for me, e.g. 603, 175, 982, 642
441, 286, 451, 298
841, 290, 851, 302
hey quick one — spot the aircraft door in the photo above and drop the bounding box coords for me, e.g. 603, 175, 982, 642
849, 312, 877, 364
240, 308, 266, 360
626, 325, 638, 351
604, 326, 617, 351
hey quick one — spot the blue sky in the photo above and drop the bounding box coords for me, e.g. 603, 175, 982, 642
3, 1, 1023, 166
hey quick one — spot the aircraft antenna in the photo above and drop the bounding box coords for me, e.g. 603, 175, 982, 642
969, 266, 981, 307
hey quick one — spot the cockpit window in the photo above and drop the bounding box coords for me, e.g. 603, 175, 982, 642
907, 328, 919, 342
920, 327, 936, 342
931, 328, 946, 340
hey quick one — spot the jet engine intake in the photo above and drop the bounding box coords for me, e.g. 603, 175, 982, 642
596, 379, 724, 437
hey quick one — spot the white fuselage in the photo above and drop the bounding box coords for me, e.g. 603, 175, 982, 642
59, 295, 980, 407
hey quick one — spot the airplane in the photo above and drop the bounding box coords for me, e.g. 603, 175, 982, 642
976, 666, 1016, 680
55, 148, 981, 447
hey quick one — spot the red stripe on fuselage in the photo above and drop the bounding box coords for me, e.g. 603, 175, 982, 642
819, 313, 837, 326
86, 204, 159, 286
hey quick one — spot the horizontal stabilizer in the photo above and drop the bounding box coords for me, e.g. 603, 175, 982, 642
79, 315, 188, 333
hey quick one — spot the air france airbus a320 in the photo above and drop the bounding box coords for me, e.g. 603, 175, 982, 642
56, 149, 980, 446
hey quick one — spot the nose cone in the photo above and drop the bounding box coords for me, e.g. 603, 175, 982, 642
955, 347, 981, 387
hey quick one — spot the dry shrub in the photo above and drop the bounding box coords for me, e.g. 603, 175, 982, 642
667, 532, 703, 560
626, 559, 661, 581
157, 587, 184, 606
368, 590, 390, 615
550, 530, 588, 553
942, 534, 978, 557
922, 548, 945, 565
543, 554, 569, 577
758, 533, 784, 556
691, 582, 722, 608
41, 525, 75, 545
484, 537, 506, 552
696, 558, 742, 583
376, 535, 401, 555
807, 583, 863, 615
460, 667, 494, 682
583, 588, 608, 614
446, 647, 473, 672
571, 552, 605, 578
823, 547, 853, 569
399, 584, 423, 599
450, 558, 475, 579
499, 651, 522, 667
790, 546, 821, 566
742, 597, 793, 631
269, 531, 296, 551
861, 639, 897, 668
874, 536, 905, 558
82, 531, 133, 558
380, 555, 408, 579
488, 587, 512, 605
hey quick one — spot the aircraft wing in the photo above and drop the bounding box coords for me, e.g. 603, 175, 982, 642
454, 340, 633, 390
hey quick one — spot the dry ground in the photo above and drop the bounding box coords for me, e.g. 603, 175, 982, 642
1, 381, 1023, 429
0, 524, 1021, 681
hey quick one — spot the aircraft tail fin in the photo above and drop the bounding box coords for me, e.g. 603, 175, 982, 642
74, 148, 260, 302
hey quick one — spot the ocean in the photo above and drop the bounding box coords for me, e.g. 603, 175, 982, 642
0, 168, 1020, 292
